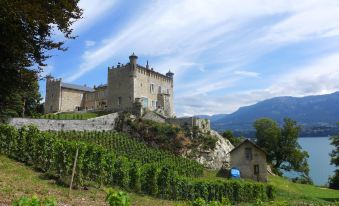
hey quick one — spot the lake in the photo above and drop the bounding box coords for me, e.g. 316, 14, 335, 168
284, 137, 336, 186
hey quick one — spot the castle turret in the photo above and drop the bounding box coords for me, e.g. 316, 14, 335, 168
166, 70, 174, 79
129, 52, 138, 70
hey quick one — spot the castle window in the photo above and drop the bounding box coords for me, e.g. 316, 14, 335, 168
118, 97, 122, 106
150, 84, 155, 94
158, 86, 162, 93
152, 100, 157, 108
167, 89, 170, 94
142, 98, 148, 108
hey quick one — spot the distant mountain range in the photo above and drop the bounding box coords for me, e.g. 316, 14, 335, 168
198, 92, 339, 137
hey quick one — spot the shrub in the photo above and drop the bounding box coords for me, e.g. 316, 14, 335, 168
192, 198, 206, 206
105, 189, 130, 206
12, 195, 57, 206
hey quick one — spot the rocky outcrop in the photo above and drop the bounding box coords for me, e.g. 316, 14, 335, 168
187, 130, 234, 170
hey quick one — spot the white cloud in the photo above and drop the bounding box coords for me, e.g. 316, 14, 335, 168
85, 40, 96, 47
72, 0, 118, 33
233, 70, 260, 78
260, 2, 339, 44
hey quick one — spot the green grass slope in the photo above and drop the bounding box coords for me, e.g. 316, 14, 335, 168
268, 175, 339, 205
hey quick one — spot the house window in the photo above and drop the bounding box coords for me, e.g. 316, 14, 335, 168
118, 97, 122, 106
254, 165, 259, 175
245, 148, 252, 160
150, 84, 155, 93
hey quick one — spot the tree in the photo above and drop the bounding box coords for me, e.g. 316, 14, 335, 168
254, 118, 310, 177
0, 0, 82, 118
222, 130, 243, 146
329, 128, 339, 189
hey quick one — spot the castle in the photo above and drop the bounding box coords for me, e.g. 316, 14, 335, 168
45, 53, 174, 116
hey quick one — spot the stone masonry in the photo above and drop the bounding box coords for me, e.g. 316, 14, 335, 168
9, 113, 119, 131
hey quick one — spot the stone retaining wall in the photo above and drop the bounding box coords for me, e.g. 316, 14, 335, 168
9, 113, 119, 131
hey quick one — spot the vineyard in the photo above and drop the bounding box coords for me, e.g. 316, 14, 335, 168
0, 124, 275, 204
51, 130, 204, 177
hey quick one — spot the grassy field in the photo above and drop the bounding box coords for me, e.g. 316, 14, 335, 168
1, 154, 339, 206
268, 175, 339, 204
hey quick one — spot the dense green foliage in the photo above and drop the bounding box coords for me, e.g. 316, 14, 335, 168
12, 196, 57, 206
329, 129, 339, 189
105, 189, 130, 206
187, 197, 231, 206
221, 130, 243, 146
254, 118, 310, 178
0, 125, 274, 204
0, 0, 82, 119
117, 114, 218, 155
54, 130, 203, 177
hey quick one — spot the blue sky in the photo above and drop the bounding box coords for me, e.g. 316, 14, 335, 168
41, 0, 339, 116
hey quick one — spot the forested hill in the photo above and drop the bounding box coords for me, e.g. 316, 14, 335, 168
199, 92, 339, 137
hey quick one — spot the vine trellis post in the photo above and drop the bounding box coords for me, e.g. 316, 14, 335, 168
69, 148, 79, 197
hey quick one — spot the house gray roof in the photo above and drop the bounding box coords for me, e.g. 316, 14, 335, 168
61, 82, 94, 92
229, 139, 267, 155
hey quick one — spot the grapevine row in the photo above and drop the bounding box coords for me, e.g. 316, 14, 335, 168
51, 130, 203, 177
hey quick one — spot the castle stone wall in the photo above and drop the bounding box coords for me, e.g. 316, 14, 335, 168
107, 66, 134, 111
9, 113, 119, 131
59, 88, 85, 112
134, 67, 173, 116
166, 117, 210, 133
